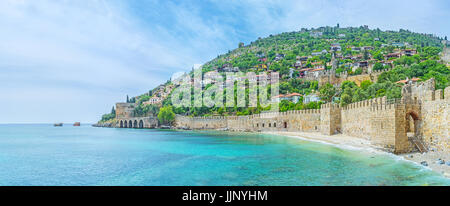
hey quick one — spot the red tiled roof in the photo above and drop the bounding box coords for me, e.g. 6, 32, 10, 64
285, 93, 303, 97
396, 78, 420, 84
312, 68, 325, 72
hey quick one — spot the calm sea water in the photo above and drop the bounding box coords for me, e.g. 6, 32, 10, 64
0, 124, 448, 186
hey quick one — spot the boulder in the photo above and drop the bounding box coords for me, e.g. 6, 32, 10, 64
436, 159, 445, 165
420, 161, 428, 166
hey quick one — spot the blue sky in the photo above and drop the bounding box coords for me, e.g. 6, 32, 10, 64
0, 0, 449, 123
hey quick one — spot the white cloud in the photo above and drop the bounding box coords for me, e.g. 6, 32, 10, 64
0, 0, 448, 123
0, 0, 214, 123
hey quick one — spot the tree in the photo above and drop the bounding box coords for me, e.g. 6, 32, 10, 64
126, 95, 129, 103
373, 62, 384, 71
363, 50, 369, 60
360, 80, 373, 90
340, 93, 352, 106
158, 106, 176, 125
111, 106, 116, 115
319, 83, 336, 102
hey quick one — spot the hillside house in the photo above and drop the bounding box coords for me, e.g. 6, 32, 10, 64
396, 77, 420, 84
351, 47, 361, 52
401, 49, 417, 56
271, 93, 302, 103
385, 52, 401, 59
310, 31, 323, 38
294, 60, 302, 68
303, 93, 321, 104
274, 53, 285, 61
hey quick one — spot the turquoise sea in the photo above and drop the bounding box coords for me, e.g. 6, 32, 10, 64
0, 124, 448, 186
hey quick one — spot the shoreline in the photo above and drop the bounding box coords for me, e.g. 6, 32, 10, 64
262, 131, 450, 178
95, 125, 450, 179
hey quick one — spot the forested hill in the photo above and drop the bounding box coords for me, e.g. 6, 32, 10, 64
99, 25, 449, 122
201, 25, 444, 74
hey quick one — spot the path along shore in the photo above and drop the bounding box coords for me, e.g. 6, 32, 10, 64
263, 131, 450, 178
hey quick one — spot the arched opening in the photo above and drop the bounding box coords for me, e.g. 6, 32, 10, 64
274, 122, 276, 127
269, 123, 271, 127
124, 120, 128, 128
405, 111, 426, 153
139, 120, 144, 128
120, 120, 123, 128
129, 120, 133, 128
284, 122, 287, 129
406, 111, 420, 138
134, 120, 138, 128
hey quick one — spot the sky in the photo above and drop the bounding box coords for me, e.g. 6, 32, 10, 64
0, 0, 449, 123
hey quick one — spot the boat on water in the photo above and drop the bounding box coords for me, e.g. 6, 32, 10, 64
54, 123, 63, 127
73, 122, 81, 126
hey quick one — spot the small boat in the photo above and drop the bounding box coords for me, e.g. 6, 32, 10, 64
54, 123, 63, 127
73, 122, 81, 126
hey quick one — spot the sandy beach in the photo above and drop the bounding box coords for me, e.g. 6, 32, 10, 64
265, 131, 450, 178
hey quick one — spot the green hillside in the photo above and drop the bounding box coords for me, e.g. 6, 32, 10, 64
100, 25, 450, 122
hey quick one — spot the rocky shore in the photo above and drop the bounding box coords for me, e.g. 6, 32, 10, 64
402, 151, 450, 178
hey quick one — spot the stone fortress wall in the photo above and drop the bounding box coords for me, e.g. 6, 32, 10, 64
174, 79, 449, 154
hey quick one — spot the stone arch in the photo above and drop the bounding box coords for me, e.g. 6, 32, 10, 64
139, 120, 144, 128
120, 120, 123, 128
124, 120, 128, 128
128, 120, 133, 128
134, 120, 138, 128
284, 122, 287, 129
405, 111, 420, 138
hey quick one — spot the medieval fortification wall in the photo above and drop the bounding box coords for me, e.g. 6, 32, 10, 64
174, 79, 449, 154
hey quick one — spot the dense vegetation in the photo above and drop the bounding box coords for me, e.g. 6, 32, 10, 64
100, 25, 449, 122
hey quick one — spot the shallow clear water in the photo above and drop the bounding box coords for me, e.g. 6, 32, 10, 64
0, 124, 448, 186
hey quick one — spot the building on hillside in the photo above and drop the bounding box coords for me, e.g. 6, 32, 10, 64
385, 52, 401, 59
289, 68, 295, 79
256, 53, 265, 58
274, 53, 285, 61
351, 47, 361, 52
310, 31, 323, 38
356, 61, 369, 68
338, 34, 346, 38
298, 56, 309, 61
303, 93, 321, 104
219, 66, 240, 73
271, 93, 302, 103
294, 60, 302, 68
311, 50, 328, 56
396, 77, 420, 84
401, 49, 417, 56
391, 42, 405, 47
331, 43, 342, 51
285, 93, 302, 103
144, 96, 163, 105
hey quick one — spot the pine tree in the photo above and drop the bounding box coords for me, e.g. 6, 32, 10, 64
111, 106, 116, 115
126, 95, 129, 103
